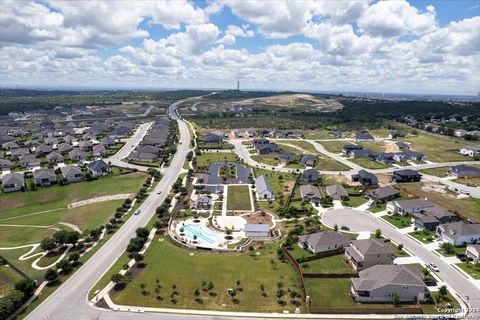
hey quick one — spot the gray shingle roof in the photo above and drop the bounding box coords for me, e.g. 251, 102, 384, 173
298, 231, 350, 248
351, 238, 393, 255
352, 265, 425, 291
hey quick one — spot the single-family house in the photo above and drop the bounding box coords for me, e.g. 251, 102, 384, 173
255, 143, 279, 154
88, 160, 111, 177
68, 148, 87, 162
355, 131, 374, 142
351, 265, 428, 302
375, 153, 396, 164
300, 184, 321, 204
395, 141, 409, 151
345, 238, 394, 271
366, 186, 400, 203
351, 170, 378, 186
386, 199, 435, 216
0, 158, 13, 171
201, 132, 223, 144
19, 154, 40, 168
58, 143, 73, 154
255, 175, 274, 200
388, 131, 406, 139
33, 169, 57, 187
391, 169, 422, 183
342, 144, 363, 155
60, 165, 85, 183
301, 169, 319, 183
459, 146, 480, 157
412, 206, 460, 231
1, 172, 24, 192
326, 184, 348, 200
448, 165, 480, 179
298, 231, 351, 254
2, 141, 19, 150
300, 154, 316, 167
35, 144, 52, 157
437, 222, 480, 246
351, 149, 375, 159
46, 152, 64, 164
465, 244, 480, 263
10, 148, 30, 160
128, 150, 158, 163
279, 152, 296, 164
92, 144, 107, 158
330, 130, 344, 138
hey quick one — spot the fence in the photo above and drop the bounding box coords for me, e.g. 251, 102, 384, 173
280, 245, 310, 311
303, 273, 357, 278
310, 306, 423, 314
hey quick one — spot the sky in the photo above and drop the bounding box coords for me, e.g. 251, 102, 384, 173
0, 0, 479, 95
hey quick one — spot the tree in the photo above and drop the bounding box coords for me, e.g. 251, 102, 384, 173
439, 285, 448, 297
440, 242, 455, 255
136, 227, 150, 239
133, 253, 144, 265
391, 292, 400, 305
374, 228, 382, 238
14, 278, 35, 296
397, 244, 404, 251
44, 268, 58, 282
193, 288, 200, 298
110, 274, 124, 284
68, 252, 80, 263
40, 238, 56, 251
126, 237, 146, 253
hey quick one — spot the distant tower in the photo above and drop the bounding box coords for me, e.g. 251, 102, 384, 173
237, 81, 240, 91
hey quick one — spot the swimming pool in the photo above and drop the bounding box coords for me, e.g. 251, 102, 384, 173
182, 224, 219, 245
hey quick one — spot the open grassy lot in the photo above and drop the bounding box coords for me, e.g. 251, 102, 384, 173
315, 156, 351, 171
402, 133, 476, 162
195, 152, 238, 167
300, 254, 352, 274
0, 264, 24, 296
282, 140, 318, 155
349, 158, 392, 169
358, 142, 386, 153
420, 167, 449, 177
456, 262, 480, 279
398, 183, 480, 222
317, 140, 348, 153
386, 241, 409, 257
251, 154, 279, 166
381, 214, 412, 229
0, 226, 59, 247
111, 238, 305, 312
454, 177, 480, 186
226, 185, 252, 211
304, 130, 336, 140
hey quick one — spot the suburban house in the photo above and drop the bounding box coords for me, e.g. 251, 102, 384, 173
351, 170, 378, 186
279, 152, 296, 164
255, 142, 279, 154
448, 165, 480, 179
194, 194, 212, 210
33, 169, 57, 187
351, 149, 375, 159
391, 169, 422, 183
342, 144, 363, 155
354, 131, 375, 142
345, 238, 394, 271
375, 153, 396, 164
35, 144, 52, 157
2, 141, 19, 150
388, 131, 406, 139
395, 141, 409, 151
46, 152, 64, 164
201, 132, 224, 144
298, 231, 351, 254
437, 222, 480, 246
300, 184, 321, 205
255, 175, 274, 200
68, 148, 87, 162
19, 154, 40, 168
366, 186, 400, 203
466, 244, 480, 263
0, 158, 13, 171
10, 148, 30, 160
92, 144, 107, 158
1, 172, 25, 192
326, 184, 348, 201
351, 265, 428, 302
60, 165, 85, 183
244, 224, 270, 238
301, 168, 319, 183
330, 130, 345, 138
128, 150, 158, 163
300, 154, 317, 167
402, 150, 425, 162
459, 146, 480, 157
411, 206, 460, 230
58, 143, 73, 154
387, 199, 435, 216
88, 160, 111, 177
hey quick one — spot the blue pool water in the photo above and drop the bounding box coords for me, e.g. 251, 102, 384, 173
182, 224, 219, 245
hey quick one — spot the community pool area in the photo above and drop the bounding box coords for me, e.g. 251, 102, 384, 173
182, 223, 220, 245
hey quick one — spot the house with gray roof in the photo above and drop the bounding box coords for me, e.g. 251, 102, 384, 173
255, 142, 279, 154
58, 143, 73, 154
201, 132, 224, 144
2, 172, 24, 192
411, 206, 460, 231
194, 194, 212, 210
33, 169, 57, 187
279, 152, 296, 164
466, 244, 480, 263
366, 186, 399, 203
68, 148, 87, 162
437, 222, 480, 246
10, 148, 30, 160
326, 184, 348, 200
35, 144, 52, 157
354, 131, 374, 142
300, 184, 321, 204
46, 152, 64, 164
386, 199, 434, 216
255, 175, 274, 200
345, 238, 394, 271
351, 265, 428, 302
88, 160, 111, 177
244, 224, 270, 238
351, 170, 378, 186
391, 169, 422, 183
19, 154, 40, 168
301, 168, 319, 184
448, 165, 480, 179
92, 144, 107, 158
298, 231, 351, 254
300, 154, 316, 167
128, 150, 158, 163
60, 165, 84, 183
0, 158, 13, 171
2, 141, 19, 150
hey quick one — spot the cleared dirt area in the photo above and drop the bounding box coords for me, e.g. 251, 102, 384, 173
235, 94, 343, 111
68, 193, 134, 208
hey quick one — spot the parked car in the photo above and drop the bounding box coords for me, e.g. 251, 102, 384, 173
456, 253, 467, 262
424, 279, 437, 286
134, 209, 141, 215
428, 263, 440, 272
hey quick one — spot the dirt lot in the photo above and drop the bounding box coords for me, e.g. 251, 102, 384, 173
236, 94, 343, 111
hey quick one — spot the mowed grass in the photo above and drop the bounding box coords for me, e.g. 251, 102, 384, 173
382, 215, 412, 229
112, 238, 304, 312
0, 226, 58, 247
349, 157, 392, 169
456, 262, 480, 279
251, 154, 279, 166
358, 142, 386, 153
318, 141, 347, 153
226, 185, 252, 211
420, 167, 449, 177
195, 152, 239, 167
300, 254, 352, 274
0, 264, 24, 296
402, 134, 476, 162
315, 156, 351, 171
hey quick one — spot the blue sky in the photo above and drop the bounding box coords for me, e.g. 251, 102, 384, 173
0, 0, 479, 95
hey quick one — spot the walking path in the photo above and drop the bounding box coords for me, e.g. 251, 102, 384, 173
68, 193, 133, 209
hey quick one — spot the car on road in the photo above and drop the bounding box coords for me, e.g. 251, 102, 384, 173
340, 226, 350, 231
134, 209, 141, 215
157, 191, 162, 194
459, 189, 470, 195
428, 263, 440, 272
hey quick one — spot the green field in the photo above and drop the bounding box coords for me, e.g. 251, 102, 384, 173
251, 154, 279, 166
0, 264, 24, 296
315, 156, 351, 171
349, 158, 392, 169
402, 134, 476, 162
226, 185, 252, 211
342, 195, 368, 208
195, 152, 238, 167
358, 142, 386, 153
111, 238, 305, 312
381, 215, 412, 229
420, 167, 449, 177
317, 141, 347, 153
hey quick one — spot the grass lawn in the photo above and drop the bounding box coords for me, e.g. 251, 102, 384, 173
304, 130, 336, 140
420, 167, 449, 177
358, 142, 386, 153
195, 152, 238, 167
251, 154, 279, 166
402, 134, 476, 162
0, 246, 45, 280
0, 226, 59, 247
342, 195, 368, 208
453, 177, 480, 187
253, 169, 297, 215
381, 214, 412, 229
349, 158, 392, 169
315, 156, 351, 171
317, 141, 347, 153
111, 238, 305, 312
435, 246, 466, 257
408, 230, 436, 244
369, 203, 386, 213
226, 185, 252, 211
0, 264, 25, 296
386, 241, 409, 257
397, 183, 480, 222
300, 254, 352, 274
456, 262, 480, 279
283, 140, 319, 154
197, 142, 233, 150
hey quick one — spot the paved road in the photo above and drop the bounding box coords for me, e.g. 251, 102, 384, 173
27, 99, 196, 320
107, 122, 154, 172
321, 208, 480, 310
